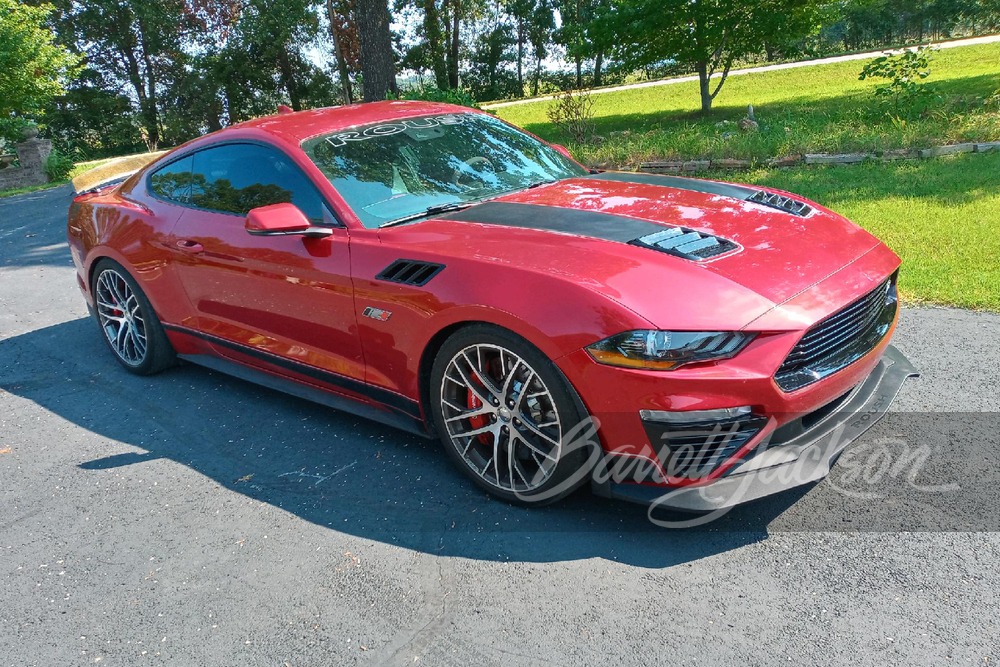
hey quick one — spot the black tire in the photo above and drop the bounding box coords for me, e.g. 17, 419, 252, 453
90, 258, 176, 376
429, 323, 596, 506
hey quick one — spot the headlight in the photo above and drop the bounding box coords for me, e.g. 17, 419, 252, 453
586, 330, 755, 370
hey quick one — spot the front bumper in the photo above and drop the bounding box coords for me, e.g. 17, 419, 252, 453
594, 345, 917, 512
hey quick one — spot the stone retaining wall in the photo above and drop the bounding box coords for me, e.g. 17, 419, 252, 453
0, 139, 53, 191
632, 141, 1000, 174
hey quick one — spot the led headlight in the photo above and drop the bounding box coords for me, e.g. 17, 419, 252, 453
586, 330, 755, 370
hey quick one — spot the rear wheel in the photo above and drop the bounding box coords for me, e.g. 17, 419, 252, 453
91, 259, 176, 375
429, 324, 594, 505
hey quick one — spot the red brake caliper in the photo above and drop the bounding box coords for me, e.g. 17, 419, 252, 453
466, 374, 493, 445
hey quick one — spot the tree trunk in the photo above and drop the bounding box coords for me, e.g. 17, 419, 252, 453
696, 60, 712, 113
356, 0, 398, 101
516, 20, 525, 95
532, 56, 541, 96
423, 0, 449, 89
593, 49, 604, 87
448, 0, 460, 89
136, 16, 160, 148
277, 46, 302, 110
328, 0, 354, 103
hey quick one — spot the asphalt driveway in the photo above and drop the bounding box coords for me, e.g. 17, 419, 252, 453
1, 185, 998, 665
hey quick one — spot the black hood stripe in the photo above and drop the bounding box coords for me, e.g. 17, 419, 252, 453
584, 171, 759, 201
437, 201, 740, 262
438, 201, 663, 242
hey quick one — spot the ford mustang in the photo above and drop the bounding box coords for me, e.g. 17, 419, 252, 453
67, 100, 916, 512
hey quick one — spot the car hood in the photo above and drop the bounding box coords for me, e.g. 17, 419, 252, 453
383, 174, 888, 331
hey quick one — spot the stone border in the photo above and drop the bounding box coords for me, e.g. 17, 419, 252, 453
629, 141, 1000, 174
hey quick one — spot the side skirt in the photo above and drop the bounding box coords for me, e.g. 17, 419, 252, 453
178, 353, 433, 439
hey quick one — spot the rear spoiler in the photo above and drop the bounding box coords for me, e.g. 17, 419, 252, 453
71, 151, 168, 195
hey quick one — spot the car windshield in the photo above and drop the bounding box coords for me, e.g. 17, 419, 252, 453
300, 112, 587, 228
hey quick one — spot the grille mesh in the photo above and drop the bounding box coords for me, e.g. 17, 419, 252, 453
775, 275, 897, 391
643, 416, 768, 479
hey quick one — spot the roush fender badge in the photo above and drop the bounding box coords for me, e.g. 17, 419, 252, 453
363, 306, 392, 322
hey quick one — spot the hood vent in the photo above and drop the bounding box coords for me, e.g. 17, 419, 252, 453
376, 259, 444, 286
632, 226, 739, 261
747, 190, 813, 217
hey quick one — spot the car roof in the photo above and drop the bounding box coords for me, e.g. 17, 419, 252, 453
226, 100, 477, 144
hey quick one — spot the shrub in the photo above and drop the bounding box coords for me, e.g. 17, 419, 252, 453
859, 46, 937, 118
44, 149, 74, 181
390, 85, 482, 110
546, 90, 595, 144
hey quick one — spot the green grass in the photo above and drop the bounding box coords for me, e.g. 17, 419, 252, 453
0, 159, 113, 198
497, 42, 1000, 167
726, 152, 1000, 311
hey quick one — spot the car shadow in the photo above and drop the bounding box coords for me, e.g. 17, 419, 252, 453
1, 317, 813, 567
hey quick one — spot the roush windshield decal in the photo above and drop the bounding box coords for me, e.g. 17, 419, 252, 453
322, 114, 468, 148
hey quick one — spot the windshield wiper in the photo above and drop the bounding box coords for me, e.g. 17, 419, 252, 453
526, 179, 557, 189
380, 202, 473, 228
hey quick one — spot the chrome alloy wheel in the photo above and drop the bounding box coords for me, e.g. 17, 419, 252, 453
95, 269, 147, 366
440, 344, 563, 492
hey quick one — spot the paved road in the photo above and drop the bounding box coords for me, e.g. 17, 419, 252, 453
1, 186, 998, 666
484, 34, 1000, 109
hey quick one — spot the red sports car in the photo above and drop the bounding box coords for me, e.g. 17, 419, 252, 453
67, 101, 916, 512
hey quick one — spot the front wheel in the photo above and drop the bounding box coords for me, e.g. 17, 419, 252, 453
429, 324, 595, 506
91, 259, 176, 375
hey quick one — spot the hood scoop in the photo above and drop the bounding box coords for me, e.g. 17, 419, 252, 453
746, 190, 813, 217
632, 226, 739, 262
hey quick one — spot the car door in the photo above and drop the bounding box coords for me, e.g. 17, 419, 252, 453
167, 141, 367, 389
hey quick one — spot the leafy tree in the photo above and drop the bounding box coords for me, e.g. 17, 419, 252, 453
609, 0, 823, 112
44, 68, 144, 158
327, 0, 359, 103
45, 0, 199, 148
526, 0, 555, 96
0, 0, 81, 119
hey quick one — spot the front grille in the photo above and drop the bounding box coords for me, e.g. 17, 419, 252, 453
642, 415, 768, 479
632, 226, 739, 261
775, 273, 898, 392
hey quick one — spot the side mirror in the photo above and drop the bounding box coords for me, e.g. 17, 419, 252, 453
551, 144, 574, 160
245, 203, 332, 238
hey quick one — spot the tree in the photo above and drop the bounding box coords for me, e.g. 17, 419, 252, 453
610, 0, 822, 112
527, 0, 554, 96
356, 0, 399, 100
327, 0, 358, 103
0, 0, 81, 119
45, 0, 198, 149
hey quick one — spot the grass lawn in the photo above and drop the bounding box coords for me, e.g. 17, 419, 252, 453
727, 151, 1000, 311
497, 42, 1000, 167
0, 159, 113, 199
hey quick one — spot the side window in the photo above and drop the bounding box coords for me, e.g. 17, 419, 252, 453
189, 143, 325, 222
149, 155, 193, 204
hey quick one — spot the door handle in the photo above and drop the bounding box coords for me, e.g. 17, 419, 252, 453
176, 239, 204, 254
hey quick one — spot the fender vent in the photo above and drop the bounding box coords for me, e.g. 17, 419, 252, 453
376, 259, 444, 286
747, 190, 813, 217
632, 227, 739, 261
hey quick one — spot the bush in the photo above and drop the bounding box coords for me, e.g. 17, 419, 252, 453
859, 46, 937, 117
546, 90, 595, 144
390, 85, 482, 110
44, 149, 74, 181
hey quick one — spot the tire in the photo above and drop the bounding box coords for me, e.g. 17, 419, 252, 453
429, 324, 596, 506
90, 258, 176, 375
